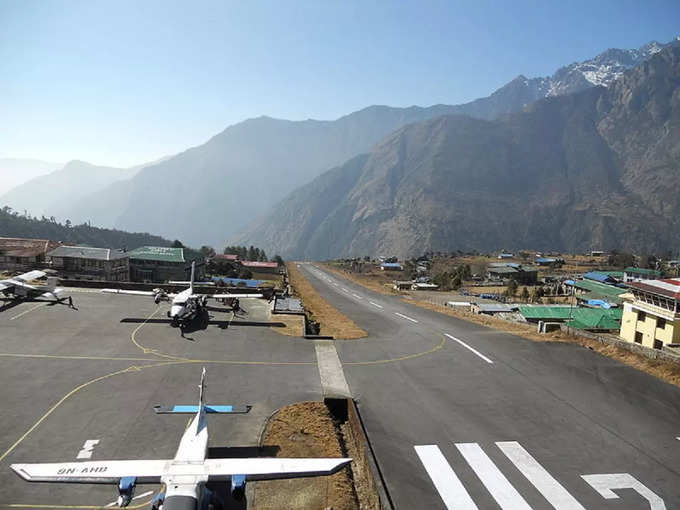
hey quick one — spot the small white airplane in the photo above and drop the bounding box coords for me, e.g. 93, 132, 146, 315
0, 270, 66, 303
11, 368, 351, 509
102, 262, 263, 329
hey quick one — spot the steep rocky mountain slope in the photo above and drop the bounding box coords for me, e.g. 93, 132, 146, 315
42, 39, 677, 247
239, 46, 680, 259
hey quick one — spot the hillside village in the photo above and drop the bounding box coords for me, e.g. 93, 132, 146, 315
330, 249, 680, 359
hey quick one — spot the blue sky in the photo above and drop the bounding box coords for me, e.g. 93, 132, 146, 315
1, 0, 678, 167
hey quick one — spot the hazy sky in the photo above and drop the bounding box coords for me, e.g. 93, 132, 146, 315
1, 0, 678, 167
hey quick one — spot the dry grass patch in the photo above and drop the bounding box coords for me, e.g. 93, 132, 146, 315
408, 299, 680, 387
287, 263, 367, 339
270, 313, 306, 337
251, 401, 358, 510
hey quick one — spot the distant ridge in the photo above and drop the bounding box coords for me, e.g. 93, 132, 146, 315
12, 37, 678, 248
236, 45, 680, 259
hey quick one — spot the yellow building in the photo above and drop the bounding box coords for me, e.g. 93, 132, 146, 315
620, 278, 680, 349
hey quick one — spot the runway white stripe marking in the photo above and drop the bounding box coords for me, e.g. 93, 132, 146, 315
394, 312, 418, 323
456, 443, 532, 509
76, 439, 100, 459
497, 441, 586, 510
445, 334, 494, 364
333, 282, 339, 286
369, 301, 384, 309
352, 294, 362, 299
341, 287, 349, 292
414, 445, 478, 509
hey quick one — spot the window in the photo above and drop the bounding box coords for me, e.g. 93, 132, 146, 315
637, 311, 646, 322
653, 339, 663, 350
657, 318, 666, 330
634, 332, 643, 344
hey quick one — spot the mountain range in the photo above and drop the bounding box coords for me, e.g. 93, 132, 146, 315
238, 45, 680, 259
0, 158, 60, 196
2, 37, 678, 255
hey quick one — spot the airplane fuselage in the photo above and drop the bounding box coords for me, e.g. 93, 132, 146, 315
168, 289, 207, 327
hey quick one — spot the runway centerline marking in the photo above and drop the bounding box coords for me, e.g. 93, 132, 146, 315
394, 312, 418, 323
445, 334, 493, 364
9, 303, 46, 321
369, 301, 383, 309
415, 445, 478, 509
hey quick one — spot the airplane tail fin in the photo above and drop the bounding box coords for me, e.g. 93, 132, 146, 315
198, 367, 206, 414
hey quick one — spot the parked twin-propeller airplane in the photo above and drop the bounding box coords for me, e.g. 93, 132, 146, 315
11, 369, 351, 509
102, 262, 262, 329
0, 270, 66, 304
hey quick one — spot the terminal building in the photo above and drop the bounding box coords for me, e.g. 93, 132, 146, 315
47, 246, 130, 281
0, 237, 60, 272
620, 278, 680, 349
128, 246, 205, 283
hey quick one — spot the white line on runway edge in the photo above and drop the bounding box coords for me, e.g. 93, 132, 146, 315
369, 301, 384, 309
394, 312, 418, 323
445, 334, 493, 364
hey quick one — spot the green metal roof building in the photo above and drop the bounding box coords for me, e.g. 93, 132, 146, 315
519, 305, 622, 331
569, 279, 627, 305
128, 246, 185, 263
127, 246, 204, 283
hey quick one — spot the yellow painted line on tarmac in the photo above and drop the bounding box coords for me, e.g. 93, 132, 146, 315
190, 358, 314, 365
9, 303, 46, 321
345, 335, 446, 365
0, 353, 156, 362
0, 497, 154, 509
129, 307, 189, 361
0, 361, 181, 464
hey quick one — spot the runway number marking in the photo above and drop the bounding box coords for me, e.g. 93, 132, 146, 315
76, 439, 100, 460
417, 442, 665, 509
582, 473, 666, 509
394, 312, 418, 323
369, 301, 384, 309
444, 334, 493, 364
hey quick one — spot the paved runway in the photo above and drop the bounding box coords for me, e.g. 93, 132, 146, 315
299, 263, 680, 510
0, 292, 320, 508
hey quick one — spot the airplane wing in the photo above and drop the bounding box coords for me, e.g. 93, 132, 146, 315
203, 457, 351, 481
210, 293, 264, 299
101, 289, 175, 298
12, 457, 351, 484
0, 279, 37, 292
13, 270, 46, 282
11, 460, 169, 484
